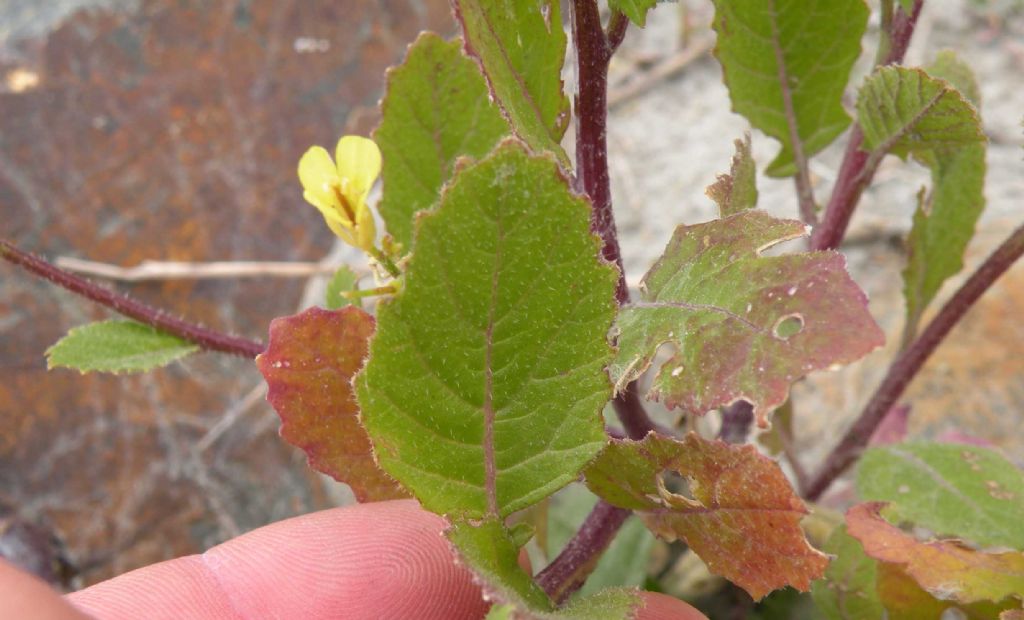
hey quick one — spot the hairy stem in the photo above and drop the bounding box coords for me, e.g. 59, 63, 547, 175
537, 3, 660, 604
574, 0, 628, 304
810, 0, 923, 251
1, 239, 265, 358
804, 221, 1024, 499
535, 500, 630, 604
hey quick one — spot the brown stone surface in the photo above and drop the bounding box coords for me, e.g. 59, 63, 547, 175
0, 0, 451, 587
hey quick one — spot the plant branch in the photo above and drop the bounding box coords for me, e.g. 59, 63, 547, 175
1, 239, 265, 359
54, 256, 343, 281
573, 1, 628, 304
810, 0, 924, 251
535, 3, 662, 605
804, 221, 1024, 499
535, 499, 631, 604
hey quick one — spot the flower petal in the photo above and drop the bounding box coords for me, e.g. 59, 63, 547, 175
355, 201, 377, 251
298, 146, 341, 207
335, 136, 381, 201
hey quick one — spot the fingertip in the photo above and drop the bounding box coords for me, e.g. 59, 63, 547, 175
0, 559, 92, 620
635, 592, 708, 620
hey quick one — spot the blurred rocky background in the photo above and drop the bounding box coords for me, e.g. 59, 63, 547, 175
1, 0, 1021, 593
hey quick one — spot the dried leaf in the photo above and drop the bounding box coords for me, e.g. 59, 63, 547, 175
706, 133, 758, 217
585, 433, 828, 600
847, 502, 1024, 606
257, 306, 407, 502
611, 210, 883, 426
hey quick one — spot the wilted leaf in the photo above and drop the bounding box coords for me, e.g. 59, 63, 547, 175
856, 442, 1024, 550
810, 525, 884, 620
858, 66, 989, 340
448, 518, 640, 619
585, 433, 828, 600
453, 0, 571, 166
257, 307, 407, 503
46, 320, 198, 374
610, 0, 658, 27
711, 0, 868, 176
611, 210, 883, 426
875, 562, 1012, 620
847, 502, 1024, 606
325, 265, 359, 310
357, 141, 616, 519
706, 134, 758, 217
376, 32, 510, 247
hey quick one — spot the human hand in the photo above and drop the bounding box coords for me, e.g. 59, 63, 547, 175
1, 500, 706, 619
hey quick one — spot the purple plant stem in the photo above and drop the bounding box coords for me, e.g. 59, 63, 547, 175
804, 221, 1024, 499
574, 0, 628, 305
1, 239, 265, 359
535, 499, 631, 604
535, 3, 660, 604
810, 0, 924, 251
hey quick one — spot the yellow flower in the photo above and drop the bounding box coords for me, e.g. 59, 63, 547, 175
298, 135, 381, 251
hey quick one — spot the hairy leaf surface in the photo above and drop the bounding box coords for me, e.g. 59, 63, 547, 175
585, 433, 828, 600
847, 502, 1024, 606
257, 307, 407, 502
357, 141, 616, 519
453, 0, 570, 166
611, 210, 883, 426
706, 134, 758, 217
857, 442, 1024, 550
376, 32, 510, 247
46, 320, 197, 373
711, 0, 868, 176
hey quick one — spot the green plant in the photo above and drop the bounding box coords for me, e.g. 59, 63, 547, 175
4, 0, 1024, 617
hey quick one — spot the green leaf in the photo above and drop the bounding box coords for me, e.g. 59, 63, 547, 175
896, 0, 916, 15
46, 320, 197, 373
928, 50, 981, 107
585, 433, 828, 600
256, 307, 408, 503
357, 141, 617, 520
453, 0, 571, 167
547, 484, 655, 596
857, 65, 989, 340
448, 519, 640, 619
611, 210, 883, 426
610, 0, 658, 27
903, 144, 986, 341
711, 0, 869, 177
324, 265, 359, 310
705, 133, 758, 217
376, 32, 510, 247
856, 442, 1024, 550
857, 66, 984, 159
810, 525, 884, 620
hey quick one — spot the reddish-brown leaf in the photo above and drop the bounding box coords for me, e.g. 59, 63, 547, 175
847, 502, 1024, 606
257, 306, 407, 502
585, 433, 827, 600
